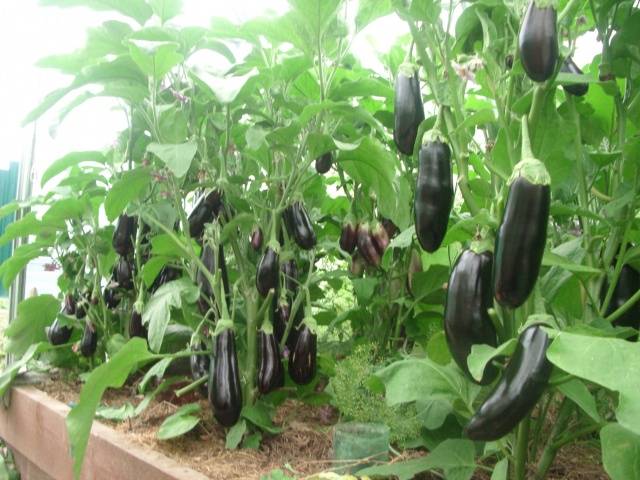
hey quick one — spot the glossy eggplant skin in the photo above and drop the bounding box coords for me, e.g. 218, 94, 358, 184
197, 244, 216, 314
339, 222, 357, 254
357, 224, 381, 267
250, 227, 263, 251
444, 250, 498, 384
281, 259, 298, 295
190, 342, 211, 397
465, 325, 552, 441
315, 152, 333, 174
518, 1, 558, 83
188, 190, 223, 239
129, 311, 147, 339
256, 247, 279, 296
414, 141, 453, 253
116, 256, 134, 290
288, 325, 317, 385
209, 329, 242, 427
219, 245, 231, 305
394, 68, 425, 155
494, 177, 550, 308
560, 57, 589, 97
603, 265, 640, 339
48, 298, 74, 346
273, 299, 290, 345
112, 214, 137, 256
80, 323, 98, 357
284, 202, 316, 250
258, 331, 285, 394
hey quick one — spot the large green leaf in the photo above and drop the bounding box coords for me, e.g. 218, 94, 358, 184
66, 339, 157, 479
547, 332, 640, 435
128, 40, 183, 79
157, 402, 201, 439
41, 151, 106, 187
5, 295, 60, 356
0, 242, 51, 289
601, 423, 640, 480
104, 168, 151, 221
147, 142, 197, 178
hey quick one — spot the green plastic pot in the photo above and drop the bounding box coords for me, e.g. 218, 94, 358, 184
332, 422, 390, 473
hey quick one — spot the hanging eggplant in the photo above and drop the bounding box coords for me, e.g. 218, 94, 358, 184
258, 330, 285, 394
394, 63, 425, 155
116, 256, 134, 290
281, 259, 298, 295
80, 323, 98, 357
209, 328, 242, 427
129, 310, 147, 339
48, 294, 76, 345
190, 342, 211, 397
560, 57, 589, 97
256, 247, 279, 296
284, 201, 316, 250
315, 152, 333, 174
339, 221, 358, 254
357, 223, 381, 267
112, 214, 137, 256
518, 1, 558, 83
288, 323, 317, 385
188, 190, 223, 239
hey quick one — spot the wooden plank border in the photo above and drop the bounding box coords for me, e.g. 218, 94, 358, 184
0, 386, 209, 480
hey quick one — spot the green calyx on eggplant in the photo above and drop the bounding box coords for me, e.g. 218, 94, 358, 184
256, 246, 279, 296
258, 329, 285, 394
190, 341, 211, 397
112, 214, 137, 256
414, 138, 453, 253
188, 190, 223, 239
339, 220, 358, 254
288, 321, 317, 385
518, 1, 558, 83
129, 310, 147, 339
444, 250, 498, 384
250, 226, 263, 251
209, 328, 242, 427
602, 264, 640, 339
284, 201, 316, 250
560, 57, 589, 97
394, 63, 425, 155
465, 324, 552, 441
315, 152, 333, 174
116, 256, 135, 290
357, 223, 381, 267
80, 323, 98, 357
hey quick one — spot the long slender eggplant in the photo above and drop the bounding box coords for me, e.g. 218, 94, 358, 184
209, 329, 242, 427
190, 342, 211, 397
281, 259, 298, 295
288, 324, 317, 385
465, 325, 552, 441
188, 190, 223, 239
444, 250, 498, 384
112, 214, 137, 256
273, 298, 290, 345
258, 330, 285, 394
518, 1, 558, 82
256, 247, 279, 296
80, 323, 98, 357
357, 223, 381, 267
394, 63, 425, 155
415, 140, 453, 253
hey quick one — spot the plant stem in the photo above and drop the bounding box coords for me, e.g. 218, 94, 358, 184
527, 86, 547, 142
175, 376, 206, 397
534, 399, 574, 479
520, 115, 534, 160
514, 416, 531, 480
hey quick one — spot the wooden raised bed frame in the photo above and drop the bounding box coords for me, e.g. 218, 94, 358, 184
0, 386, 209, 480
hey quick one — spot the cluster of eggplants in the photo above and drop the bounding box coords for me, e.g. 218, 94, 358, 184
209, 329, 242, 427
444, 250, 498, 384
258, 330, 285, 394
339, 220, 390, 269
284, 201, 316, 250
394, 63, 425, 155
47, 293, 76, 345
188, 190, 223, 240
414, 140, 454, 253
518, 1, 558, 83
190, 342, 211, 397
315, 152, 333, 174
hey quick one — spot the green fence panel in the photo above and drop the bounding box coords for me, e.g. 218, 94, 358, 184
0, 162, 19, 296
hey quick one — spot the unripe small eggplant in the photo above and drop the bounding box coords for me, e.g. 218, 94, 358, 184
258, 331, 285, 394
116, 256, 134, 290
48, 301, 73, 346
315, 152, 333, 174
339, 221, 358, 254
356, 223, 381, 267
188, 190, 223, 239
80, 323, 98, 357
209, 329, 242, 427
518, 1, 558, 83
129, 310, 147, 339
415, 140, 453, 253
256, 247, 279, 296
288, 324, 317, 385
560, 57, 589, 97
284, 202, 316, 250
190, 342, 210, 397
394, 63, 425, 155
250, 227, 263, 251
112, 214, 137, 256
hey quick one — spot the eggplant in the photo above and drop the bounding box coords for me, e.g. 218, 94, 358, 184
444, 250, 498, 384
315, 152, 333, 174
560, 57, 589, 97
103, 286, 120, 309
258, 331, 285, 394
465, 325, 552, 441
288, 324, 317, 385
394, 63, 425, 155
48, 295, 75, 346
209, 329, 242, 427
339, 221, 358, 254
116, 256, 134, 290
80, 323, 98, 357
112, 214, 137, 256
281, 259, 298, 295
273, 298, 290, 345
415, 140, 453, 253
356, 223, 381, 267
518, 1, 558, 83
150, 265, 181, 293
250, 227, 263, 251
256, 247, 279, 296
602, 264, 640, 339
190, 342, 211, 397
284, 201, 316, 250
371, 222, 390, 255
129, 310, 147, 339
188, 190, 223, 239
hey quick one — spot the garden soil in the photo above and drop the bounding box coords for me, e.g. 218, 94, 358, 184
39, 376, 607, 480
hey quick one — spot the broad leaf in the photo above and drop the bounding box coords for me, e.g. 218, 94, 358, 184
104, 168, 151, 221
147, 142, 197, 178
5, 295, 60, 356
157, 403, 201, 440
601, 423, 640, 480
